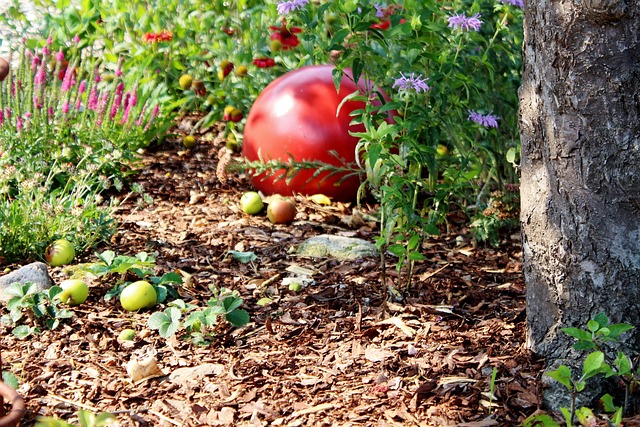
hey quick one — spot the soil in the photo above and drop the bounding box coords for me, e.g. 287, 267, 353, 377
0, 122, 546, 426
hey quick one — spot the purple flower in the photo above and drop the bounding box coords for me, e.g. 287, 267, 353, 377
468, 110, 499, 128
374, 3, 386, 18
61, 66, 76, 92
34, 62, 47, 86
448, 13, 483, 32
276, 0, 309, 15
500, 0, 524, 7
392, 72, 430, 93
88, 87, 99, 111
144, 105, 160, 131
30, 54, 40, 71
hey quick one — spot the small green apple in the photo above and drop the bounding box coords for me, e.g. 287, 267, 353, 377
117, 328, 136, 341
119, 280, 157, 311
57, 279, 89, 305
45, 239, 75, 267
240, 191, 264, 215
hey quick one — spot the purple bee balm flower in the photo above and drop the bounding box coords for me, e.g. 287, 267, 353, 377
500, 0, 524, 7
276, 0, 309, 15
374, 3, 386, 18
392, 72, 430, 93
468, 110, 499, 128
448, 13, 483, 32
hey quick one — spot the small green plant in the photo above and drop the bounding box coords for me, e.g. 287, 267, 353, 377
148, 287, 250, 345
0, 282, 73, 339
523, 313, 636, 427
35, 409, 115, 427
79, 250, 181, 303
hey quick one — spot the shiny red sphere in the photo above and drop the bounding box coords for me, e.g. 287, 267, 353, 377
242, 65, 386, 201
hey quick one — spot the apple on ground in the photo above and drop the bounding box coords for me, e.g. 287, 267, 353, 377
118, 328, 136, 341
267, 197, 297, 224
240, 191, 264, 215
57, 279, 89, 305
119, 280, 157, 311
45, 239, 76, 267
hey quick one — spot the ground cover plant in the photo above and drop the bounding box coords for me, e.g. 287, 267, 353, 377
0, 0, 582, 426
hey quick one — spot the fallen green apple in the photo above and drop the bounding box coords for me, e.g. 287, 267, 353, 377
119, 280, 157, 311
45, 239, 76, 267
240, 191, 264, 215
117, 328, 136, 341
57, 279, 89, 305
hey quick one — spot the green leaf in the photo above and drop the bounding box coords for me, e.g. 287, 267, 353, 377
521, 414, 561, 427
575, 406, 595, 426
157, 272, 182, 285
599, 393, 618, 413
35, 417, 74, 427
545, 365, 573, 390
587, 319, 599, 332
560, 408, 573, 427
225, 309, 250, 327
2, 371, 19, 389
96, 250, 116, 266
148, 308, 182, 338
606, 323, 635, 339
408, 251, 426, 261
222, 296, 243, 313
12, 325, 36, 339
505, 147, 517, 164
77, 409, 94, 427
573, 340, 597, 351
612, 407, 623, 425
561, 327, 591, 341
582, 351, 605, 378
593, 312, 609, 328
227, 250, 257, 263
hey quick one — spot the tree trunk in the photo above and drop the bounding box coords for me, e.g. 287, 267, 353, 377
519, 0, 640, 408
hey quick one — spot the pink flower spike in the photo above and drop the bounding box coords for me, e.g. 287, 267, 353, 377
78, 80, 87, 94
62, 101, 70, 114
55, 49, 64, 62
73, 35, 81, 43
46, 36, 53, 45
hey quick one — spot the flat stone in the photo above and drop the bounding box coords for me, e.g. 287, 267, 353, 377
296, 234, 379, 261
0, 262, 53, 302
167, 363, 225, 386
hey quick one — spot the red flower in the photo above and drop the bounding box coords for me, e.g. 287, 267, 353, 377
269, 20, 302, 50
142, 30, 173, 44
370, 20, 391, 30
253, 58, 276, 68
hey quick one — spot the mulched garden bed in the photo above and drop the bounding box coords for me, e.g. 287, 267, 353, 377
0, 122, 544, 426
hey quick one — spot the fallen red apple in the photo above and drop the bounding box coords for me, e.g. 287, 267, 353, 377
45, 239, 76, 267
242, 64, 393, 201
267, 198, 296, 224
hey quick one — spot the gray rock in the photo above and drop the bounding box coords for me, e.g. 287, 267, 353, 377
167, 363, 225, 386
296, 234, 379, 261
0, 262, 53, 302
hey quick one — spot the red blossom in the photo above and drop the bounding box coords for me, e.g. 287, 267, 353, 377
142, 30, 173, 44
253, 58, 276, 68
370, 20, 391, 30
269, 20, 302, 50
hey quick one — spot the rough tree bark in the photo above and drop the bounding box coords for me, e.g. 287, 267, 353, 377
519, 0, 640, 408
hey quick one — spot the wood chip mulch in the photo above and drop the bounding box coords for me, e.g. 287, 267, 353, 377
1, 123, 545, 426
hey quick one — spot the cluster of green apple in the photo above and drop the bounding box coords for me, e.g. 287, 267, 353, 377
240, 191, 297, 224
44, 239, 158, 312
